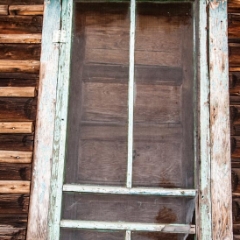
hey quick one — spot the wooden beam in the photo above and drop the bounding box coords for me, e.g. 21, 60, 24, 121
27, 1, 62, 239
0, 194, 29, 214
0, 150, 32, 163
209, 1, 233, 239
0, 87, 36, 97
0, 122, 33, 133
0, 5, 8, 15
0, 34, 41, 43
0, 60, 40, 73
228, 0, 240, 13
9, 5, 44, 16
0, 181, 30, 194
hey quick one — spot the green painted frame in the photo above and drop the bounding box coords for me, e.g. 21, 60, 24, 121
26, 0, 233, 239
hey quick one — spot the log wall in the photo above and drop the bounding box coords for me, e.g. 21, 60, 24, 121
229, 1, 240, 239
0, 1, 43, 239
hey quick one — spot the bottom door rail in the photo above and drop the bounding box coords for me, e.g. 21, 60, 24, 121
60, 220, 195, 234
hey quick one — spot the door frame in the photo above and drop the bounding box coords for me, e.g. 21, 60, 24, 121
27, 0, 233, 239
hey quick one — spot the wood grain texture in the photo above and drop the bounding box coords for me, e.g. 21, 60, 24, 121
0, 180, 30, 193
0, 122, 33, 133
27, 0, 61, 239
0, 163, 31, 180
0, 33, 41, 43
0, 194, 29, 214
0, 134, 33, 151
0, 5, 8, 15
0, 97, 37, 121
0, 60, 40, 73
228, 0, 240, 13
209, 1, 233, 239
0, 15, 42, 34
0, 43, 41, 60
0, 150, 32, 163
9, 5, 44, 15
0, 87, 35, 97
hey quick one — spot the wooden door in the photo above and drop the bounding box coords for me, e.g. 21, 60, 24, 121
49, 1, 197, 239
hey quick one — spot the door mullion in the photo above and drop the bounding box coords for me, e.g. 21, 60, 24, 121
48, 1, 73, 239
127, 0, 136, 188
125, 230, 131, 240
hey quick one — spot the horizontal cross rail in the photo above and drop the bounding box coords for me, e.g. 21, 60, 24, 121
63, 184, 196, 197
60, 220, 195, 234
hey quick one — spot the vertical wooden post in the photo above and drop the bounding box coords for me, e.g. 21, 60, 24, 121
209, 1, 233, 239
199, 0, 212, 239
27, 1, 61, 239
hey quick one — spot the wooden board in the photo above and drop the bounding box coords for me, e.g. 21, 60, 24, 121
0, 97, 37, 121
0, 60, 40, 73
0, 180, 30, 193
209, 1, 233, 239
0, 150, 32, 163
0, 15, 43, 34
9, 5, 44, 16
0, 134, 33, 151
0, 87, 35, 97
0, 122, 33, 133
0, 5, 8, 15
0, 194, 29, 214
0, 43, 41, 60
0, 33, 41, 43
0, 163, 31, 180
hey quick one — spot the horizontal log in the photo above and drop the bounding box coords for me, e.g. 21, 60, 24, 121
229, 0, 240, 13
229, 14, 240, 40
232, 136, 240, 159
0, 15, 42, 34
231, 67, 240, 72
0, 5, 8, 15
0, 225, 25, 240
0, 134, 33, 151
0, 33, 41, 43
0, 122, 33, 133
230, 72, 240, 89
234, 224, 240, 235
9, 5, 44, 16
0, 163, 31, 180
0, 87, 35, 97
230, 44, 240, 67
0, 150, 32, 163
0, 97, 37, 121
0, 43, 41, 60
0, 194, 29, 213
0, 60, 40, 73
0, 180, 30, 193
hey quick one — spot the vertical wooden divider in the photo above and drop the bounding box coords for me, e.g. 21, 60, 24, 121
209, 1, 233, 239
27, 1, 61, 239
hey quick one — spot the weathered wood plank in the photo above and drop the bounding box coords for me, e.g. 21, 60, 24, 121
0, 5, 8, 15
0, 226, 26, 240
27, 0, 62, 239
9, 5, 44, 16
0, 150, 32, 163
0, 33, 41, 43
47, 0, 73, 239
0, 97, 37, 121
0, 60, 40, 73
0, 163, 31, 180
0, 194, 29, 213
228, 0, 240, 13
0, 87, 35, 97
0, 134, 33, 151
209, 1, 233, 239
198, 0, 212, 239
0, 43, 41, 60
0, 15, 42, 34
0, 122, 33, 133
0, 180, 30, 193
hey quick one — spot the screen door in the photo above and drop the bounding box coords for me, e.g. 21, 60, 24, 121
49, 1, 197, 239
